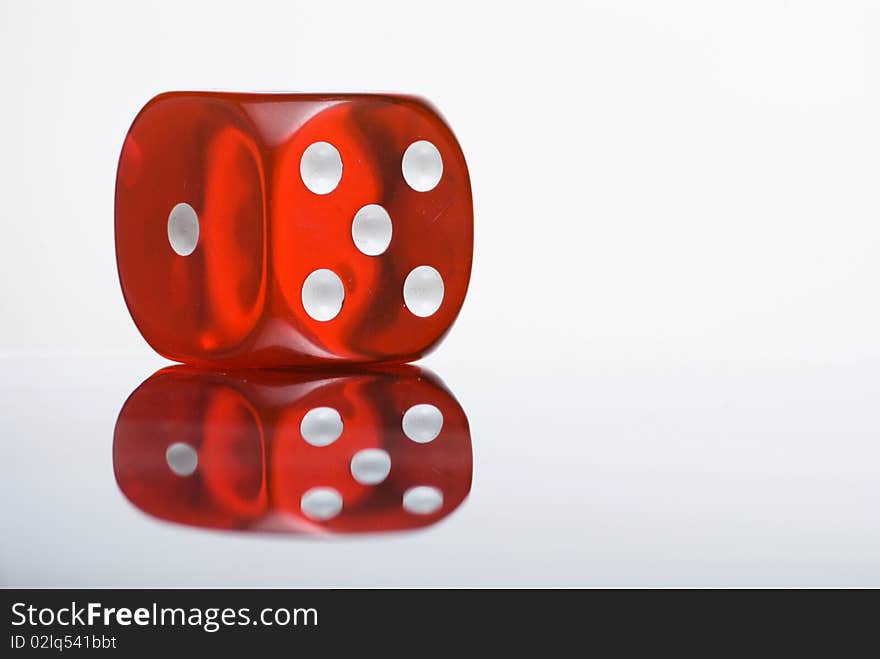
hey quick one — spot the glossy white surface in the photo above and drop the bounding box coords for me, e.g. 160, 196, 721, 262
2, 352, 879, 586
3, 1, 880, 587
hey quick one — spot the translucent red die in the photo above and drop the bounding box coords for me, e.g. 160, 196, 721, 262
115, 92, 473, 367
113, 365, 473, 534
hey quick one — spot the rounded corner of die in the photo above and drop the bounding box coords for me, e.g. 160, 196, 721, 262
398, 93, 443, 117
142, 89, 185, 109
127, 91, 176, 128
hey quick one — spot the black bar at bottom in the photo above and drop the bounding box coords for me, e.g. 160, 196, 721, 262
0, 588, 872, 654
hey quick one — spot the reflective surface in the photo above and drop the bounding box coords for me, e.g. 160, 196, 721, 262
5, 0, 880, 589
113, 365, 472, 534
2, 353, 879, 587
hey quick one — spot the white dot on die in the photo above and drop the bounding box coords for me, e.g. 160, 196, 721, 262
402, 140, 443, 192
301, 269, 344, 321
350, 449, 392, 485
300, 141, 342, 194
300, 407, 343, 447
403, 266, 444, 317
402, 404, 443, 444
351, 204, 393, 256
300, 487, 343, 521
165, 442, 198, 477
403, 486, 443, 515
167, 202, 199, 256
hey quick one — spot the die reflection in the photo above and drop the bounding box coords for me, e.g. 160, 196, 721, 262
113, 365, 472, 535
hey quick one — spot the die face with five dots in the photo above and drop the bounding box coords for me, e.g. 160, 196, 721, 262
112, 365, 473, 534
115, 92, 473, 367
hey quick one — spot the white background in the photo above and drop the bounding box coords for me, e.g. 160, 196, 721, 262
1, 1, 879, 586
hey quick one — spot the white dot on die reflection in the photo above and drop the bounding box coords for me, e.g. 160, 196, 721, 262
300, 141, 343, 194
402, 140, 443, 192
300, 407, 343, 447
403, 266, 444, 317
350, 449, 392, 485
300, 487, 343, 521
167, 202, 199, 256
301, 269, 344, 321
351, 204, 393, 256
402, 404, 443, 443
403, 486, 443, 515
165, 442, 198, 477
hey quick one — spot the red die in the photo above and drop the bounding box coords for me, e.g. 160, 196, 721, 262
113, 365, 473, 535
115, 92, 473, 367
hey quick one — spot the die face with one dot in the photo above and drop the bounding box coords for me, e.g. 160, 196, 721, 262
115, 92, 473, 367
112, 365, 472, 534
